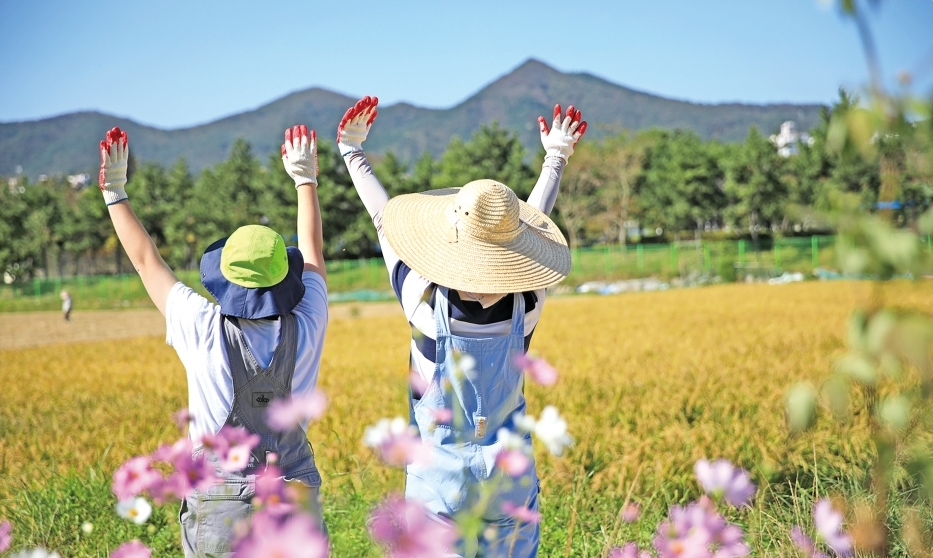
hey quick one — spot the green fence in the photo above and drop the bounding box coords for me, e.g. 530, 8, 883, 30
2, 235, 931, 312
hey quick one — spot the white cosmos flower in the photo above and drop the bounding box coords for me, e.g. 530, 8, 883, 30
116, 496, 153, 524
513, 413, 537, 433
532, 406, 573, 456
363, 417, 410, 448
11, 550, 62, 558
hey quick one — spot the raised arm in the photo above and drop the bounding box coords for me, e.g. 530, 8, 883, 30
99, 127, 179, 316
337, 96, 402, 271
281, 125, 326, 280
526, 104, 587, 216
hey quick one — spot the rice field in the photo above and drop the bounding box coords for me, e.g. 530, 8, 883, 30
0, 280, 930, 556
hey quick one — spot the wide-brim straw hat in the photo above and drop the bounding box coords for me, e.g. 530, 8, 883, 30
381, 179, 571, 294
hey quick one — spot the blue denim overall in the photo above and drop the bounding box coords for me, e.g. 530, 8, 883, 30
179, 314, 325, 557
406, 287, 539, 558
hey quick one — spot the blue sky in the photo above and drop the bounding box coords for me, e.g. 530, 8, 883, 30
1, 0, 930, 129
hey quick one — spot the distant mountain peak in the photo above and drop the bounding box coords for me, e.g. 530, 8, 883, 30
0, 61, 825, 177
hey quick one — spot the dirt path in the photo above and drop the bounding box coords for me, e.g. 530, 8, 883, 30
0, 301, 402, 350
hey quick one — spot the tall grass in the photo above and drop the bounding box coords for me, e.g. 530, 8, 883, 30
1, 281, 930, 556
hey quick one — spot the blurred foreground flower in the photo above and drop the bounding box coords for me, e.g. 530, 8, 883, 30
267, 390, 328, 431
694, 459, 756, 507
653, 497, 750, 557
111, 456, 162, 501
0, 520, 10, 552
232, 511, 328, 558
369, 494, 457, 558
621, 502, 641, 523
10, 549, 62, 558
363, 417, 432, 466
515, 406, 573, 456
80, 522, 93, 534
110, 539, 151, 558
790, 525, 828, 558
172, 408, 192, 432
116, 497, 152, 524
513, 352, 558, 386
608, 543, 652, 558
813, 499, 853, 557
494, 427, 532, 476
501, 501, 541, 524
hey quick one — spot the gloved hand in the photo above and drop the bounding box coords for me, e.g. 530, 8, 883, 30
538, 104, 587, 162
281, 124, 318, 188
336, 96, 378, 156
99, 127, 129, 205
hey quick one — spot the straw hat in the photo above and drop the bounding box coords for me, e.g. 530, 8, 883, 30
381, 179, 571, 294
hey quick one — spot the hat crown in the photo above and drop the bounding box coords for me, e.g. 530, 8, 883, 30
452, 180, 521, 239
221, 225, 288, 288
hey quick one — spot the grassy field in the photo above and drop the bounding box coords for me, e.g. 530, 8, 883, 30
0, 281, 931, 556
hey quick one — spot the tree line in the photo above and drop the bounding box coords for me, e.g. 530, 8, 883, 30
1, 92, 930, 283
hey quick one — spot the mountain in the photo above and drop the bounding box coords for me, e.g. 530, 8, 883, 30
0, 59, 825, 178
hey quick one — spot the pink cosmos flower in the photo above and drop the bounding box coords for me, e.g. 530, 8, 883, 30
267, 390, 328, 431
512, 352, 558, 386
151, 451, 219, 503
110, 539, 151, 558
621, 502, 641, 523
151, 438, 195, 464
430, 408, 453, 425
653, 497, 750, 558
111, 456, 163, 501
501, 502, 541, 524
0, 520, 11, 553
252, 466, 297, 517
233, 511, 327, 558
207, 426, 260, 473
790, 525, 829, 558
172, 409, 193, 432
694, 459, 757, 507
495, 449, 530, 477
813, 499, 853, 557
363, 417, 432, 467
608, 543, 652, 558
369, 495, 457, 558
409, 369, 430, 399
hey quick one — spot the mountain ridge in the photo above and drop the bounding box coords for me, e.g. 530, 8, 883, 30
0, 59, 825, 178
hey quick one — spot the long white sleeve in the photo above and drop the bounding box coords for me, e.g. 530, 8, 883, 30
342, 150, 400, 271
526, 155, 566, 216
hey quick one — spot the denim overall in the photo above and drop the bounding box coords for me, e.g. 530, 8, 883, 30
406, 287, 539, 558
179, 314, 324, 557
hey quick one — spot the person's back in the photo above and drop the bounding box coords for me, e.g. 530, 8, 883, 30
96, 124, 328, 556
337, 96, 586, 557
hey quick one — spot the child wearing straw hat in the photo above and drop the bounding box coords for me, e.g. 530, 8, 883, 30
97, 124, 328, 556
338, 96, 586, 557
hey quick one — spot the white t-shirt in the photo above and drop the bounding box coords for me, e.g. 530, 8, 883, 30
165, 272, 328, 442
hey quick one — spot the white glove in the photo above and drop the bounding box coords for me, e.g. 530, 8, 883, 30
99, 127, 129, 205
336, 96, 378, 156
281, 124, 318, 188
538, 104, 587, 162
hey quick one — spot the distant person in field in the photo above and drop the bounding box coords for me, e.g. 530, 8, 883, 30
59, 290, 72, 321
338, 95, 586, 557
97, 123, 329, 556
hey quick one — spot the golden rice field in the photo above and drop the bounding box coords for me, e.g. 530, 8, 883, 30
1, 280, 930, 556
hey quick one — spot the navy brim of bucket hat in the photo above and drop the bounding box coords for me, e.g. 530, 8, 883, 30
200, 237, 306, 320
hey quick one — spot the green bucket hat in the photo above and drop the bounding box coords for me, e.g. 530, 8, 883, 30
200, 225, 305, 319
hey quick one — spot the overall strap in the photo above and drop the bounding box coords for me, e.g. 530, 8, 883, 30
509, 292, 526, 339
435, 286, 452, 337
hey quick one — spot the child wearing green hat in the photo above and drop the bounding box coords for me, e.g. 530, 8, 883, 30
98, 124, 328, 556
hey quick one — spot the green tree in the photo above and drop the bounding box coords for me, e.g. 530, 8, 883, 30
723, 127, 789, 242
637, 130, 727, 238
